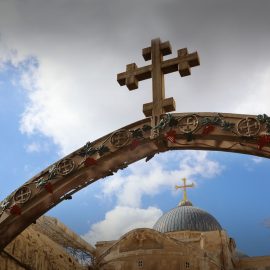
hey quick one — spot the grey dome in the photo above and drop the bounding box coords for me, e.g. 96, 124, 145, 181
153, 205, 222, 233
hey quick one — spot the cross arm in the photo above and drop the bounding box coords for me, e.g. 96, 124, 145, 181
142, 40, 172, 61
117, 64, 152, 90
175, 184, 194, 189
161, 49, 200, 76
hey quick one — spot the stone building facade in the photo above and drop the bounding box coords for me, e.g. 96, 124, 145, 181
94, 200, 270, 270
0, 216, 93, 270
0, 198, 269, 269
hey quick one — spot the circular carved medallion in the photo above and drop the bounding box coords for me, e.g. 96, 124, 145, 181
57, 159, 75, 175
110, 130, 130, 148
237, 117, 260, 136
14, 186, 32, 204
177, 115, 199, 133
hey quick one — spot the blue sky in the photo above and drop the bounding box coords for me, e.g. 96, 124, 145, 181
1, 0, 270, 257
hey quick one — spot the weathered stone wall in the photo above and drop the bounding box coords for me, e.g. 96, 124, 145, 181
96, 228, 225, 270
95, 228, 270, 270
236, 256, 270, 270
0, 251, 25, 270
0, 225, 87, 270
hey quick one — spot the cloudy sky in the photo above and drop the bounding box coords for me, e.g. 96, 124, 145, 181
0, 0, 270, 256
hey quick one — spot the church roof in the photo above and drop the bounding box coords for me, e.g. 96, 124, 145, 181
153, 203, 222, 233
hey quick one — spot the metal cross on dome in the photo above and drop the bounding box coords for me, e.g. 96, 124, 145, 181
175, 178, 194, 203
117, 38, 200, 136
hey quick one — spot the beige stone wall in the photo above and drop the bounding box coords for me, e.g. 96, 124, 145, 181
166, 230, 237, 270
99, 252, 202, 270
0, 251, 25, 270
0, 225, 87, 270
96, 228, 232, 270
95, 228, 270, 270
236, 256, 270, 270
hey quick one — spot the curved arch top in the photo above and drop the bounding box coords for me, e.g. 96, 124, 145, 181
0, 112, 270, 250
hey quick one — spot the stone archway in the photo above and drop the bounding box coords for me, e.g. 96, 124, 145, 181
0, 111, 270, 250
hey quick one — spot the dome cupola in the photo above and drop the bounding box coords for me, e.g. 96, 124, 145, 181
153, 178, 222, 233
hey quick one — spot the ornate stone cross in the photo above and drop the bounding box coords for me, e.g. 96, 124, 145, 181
117, 38, 200, 135
175, 178, 194, 203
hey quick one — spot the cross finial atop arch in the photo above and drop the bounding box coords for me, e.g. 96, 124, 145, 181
117, 38, 200, 136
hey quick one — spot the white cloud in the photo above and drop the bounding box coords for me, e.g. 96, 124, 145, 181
82, 206, 162, 245
25, 141, 49, 153
102, 151, 223, 208
0, 0, 270, 156
25, 142, 41, 153
236, 68, 270, 115
251, 157, 264, 164
83, 151, 223, 244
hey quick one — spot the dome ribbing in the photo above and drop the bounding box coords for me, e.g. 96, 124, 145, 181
153, 205, 222, 233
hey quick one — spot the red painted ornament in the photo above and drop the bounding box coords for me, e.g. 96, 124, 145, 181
84, 157, 97, 167
165, 130, 176, 143
257, 135, 270, 150
130, 139, 140, 150
44, 182, 53, 193
202, 125, 215, 135
10, 204, 21, 216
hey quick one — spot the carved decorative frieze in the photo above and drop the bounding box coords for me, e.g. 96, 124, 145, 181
110, 130, 130, 148
14, 187, 32, 204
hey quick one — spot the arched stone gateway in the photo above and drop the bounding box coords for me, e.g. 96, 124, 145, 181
1, 112, 270, 249
1, 38, 270, 250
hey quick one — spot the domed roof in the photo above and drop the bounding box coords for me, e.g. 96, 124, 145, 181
153, 203, 222, 233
